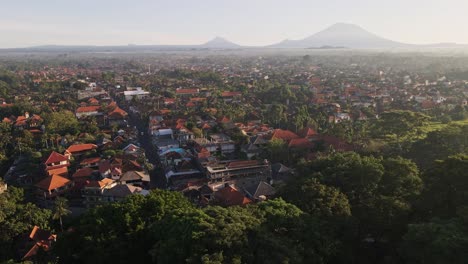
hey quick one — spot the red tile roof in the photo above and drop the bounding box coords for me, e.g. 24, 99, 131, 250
76, 106, 100, 113
176, 88, 199, 94
86, 178, 114, 188
270, 129, 300, 142
72, 167, 94, 178
221, 91, 242, 97
288, 138, 314, 149
36, 174, 71, 191
47, 166, 68, 177
298, 127, 318, 138
66, 144, 97, 154
215, 185, 252, 206
44, 151, 68, 165
80, 157, 101, 165
227, 160, 260, 169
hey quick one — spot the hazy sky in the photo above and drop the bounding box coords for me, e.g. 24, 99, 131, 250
1, 0, 467, 48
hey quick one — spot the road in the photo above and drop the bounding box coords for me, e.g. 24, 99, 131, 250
127, 112, 167, 189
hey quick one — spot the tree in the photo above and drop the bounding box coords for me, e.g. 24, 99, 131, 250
400, 218, 468, 264
53, 197, 71, 232
265, 138, 288, 164
280, 177, 351, 218
372, 110, 430, 143
419, 154, 468, 219
0, 187, 51, 261
43, 111, 79, 135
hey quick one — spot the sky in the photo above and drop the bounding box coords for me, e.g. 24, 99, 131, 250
1, 0, 468, 48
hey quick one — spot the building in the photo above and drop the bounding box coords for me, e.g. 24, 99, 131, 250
123, 87, 150, 101
102, 184, 149, 202
35, 175, 74, 207
82, 178, 117, 208
204, 159, 271, 188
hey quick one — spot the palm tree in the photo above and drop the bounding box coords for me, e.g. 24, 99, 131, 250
53, 197, 71, 232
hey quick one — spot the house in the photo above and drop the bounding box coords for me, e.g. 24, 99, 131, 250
119, 171, 150, 186
244, 181, 276, 201
20, 226, 56, 261
43, 151, 69, 171
204, 159, 271, 188
80, 157, 101, 168
98, 160, 111, 178
213, 184, 252, 206
288, 138, 314, 149
65, 144, 97, 158
102, 184, 149, 202
124, 87, 150, 101
35, 175, 74, 206
298, 127, 318, 139
72, 167, 95, 182
75, 106, 101, 118
82, 178, 116, 208
107, 106, 128, 127
268, 129, 300, 142
221, 91, 242, 102
271, 163, 294, 183
175, 88, 199, 96
46, 166, 69, 177
122, 143, 141, 155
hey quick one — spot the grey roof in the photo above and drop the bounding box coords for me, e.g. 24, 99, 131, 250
245, 181, 276, 199
271, 163, 292, 174
120, 171, 150, 182
103, 184, 141, 197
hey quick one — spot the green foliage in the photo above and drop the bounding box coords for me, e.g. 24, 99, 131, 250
43, 111, 79, 135
280, 178, 351, 217
372, 110, 430, 142
419, 154, 468, 219
0, 187, 52, 261
408, 123, 468, 168
400, 218, 468, 264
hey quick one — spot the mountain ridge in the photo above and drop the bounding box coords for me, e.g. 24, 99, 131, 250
2, 23, 467, 51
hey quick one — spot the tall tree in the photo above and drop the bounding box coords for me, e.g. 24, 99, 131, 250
53, 197, 71, 232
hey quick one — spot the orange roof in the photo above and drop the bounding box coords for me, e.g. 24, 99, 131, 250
76, 106, 100, 113
66, 144, 97, 153
215, 186, 252, 206
298, 127, 318, 138
270, 129, 300, 142
86, 178, 114, 188
45, 151, 68, 165
36, 174, 71, 191
88, 98, 99, 104
72, 167, 94, 178
217, 116, 230, 123
176, 88, 199, 94
288, 138, 314, 149
227, 160, 259, 169
47, 166, 68, 176
221, 91, 242, 97
190, 97, 206, 102
108, 106, 128, 117
80, 157, 101, 165
164, 98, 176, 104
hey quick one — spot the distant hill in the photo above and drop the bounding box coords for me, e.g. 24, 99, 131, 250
200, 37, 241, 49
1, 23, 467, 52
270, 23, 409, 49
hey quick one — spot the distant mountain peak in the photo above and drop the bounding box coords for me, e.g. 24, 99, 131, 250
271, 22, 406, 49
201, 36, 241, 48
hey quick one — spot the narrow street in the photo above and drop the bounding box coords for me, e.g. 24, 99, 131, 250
128, 112, 167, 189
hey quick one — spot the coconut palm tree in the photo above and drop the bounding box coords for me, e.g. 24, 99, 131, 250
53, 197, 71, 232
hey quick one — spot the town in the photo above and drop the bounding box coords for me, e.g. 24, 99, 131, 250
0, 50, 467, 263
